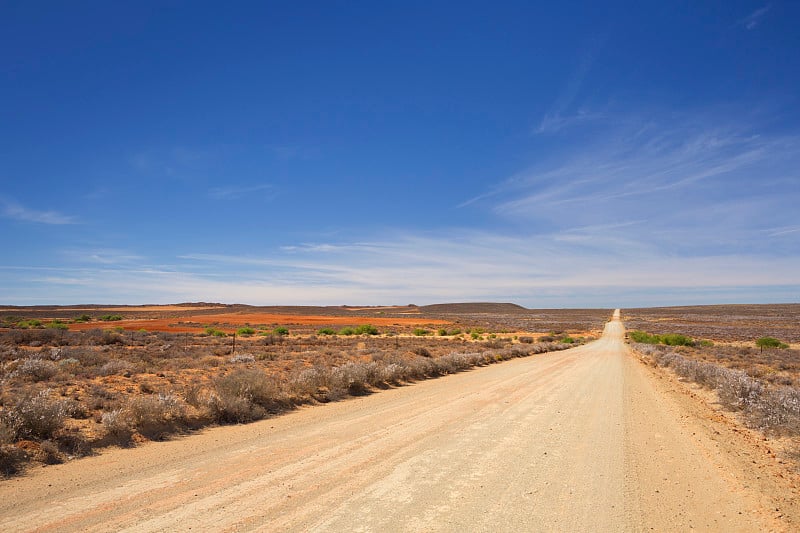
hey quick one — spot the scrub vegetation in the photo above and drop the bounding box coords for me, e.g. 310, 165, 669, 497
0, 304, 599, 477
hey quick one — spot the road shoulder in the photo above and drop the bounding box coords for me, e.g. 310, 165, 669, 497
626, 347, 800, 530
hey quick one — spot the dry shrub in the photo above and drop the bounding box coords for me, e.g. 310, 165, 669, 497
54, 430, 92, 458
36, 440, 63, 465
13, 356, 59, 382
101, 393, 188, 442
412, 347, 431, 358
3, 389, 69, 440
289, 367, 329, 396
637, 343, 800, 436
101, 409, 133, 444
329, 362, 374, 396
204, 368, 279, 423
98, 359, 134, 376
0, 444, 26, 477
126, 393, 188, 439
229, 353, 255, 364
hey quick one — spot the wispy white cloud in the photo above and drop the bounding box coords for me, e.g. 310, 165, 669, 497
766, 226, 800, 237
535, 110, 606, 134
0, 199, 77, 225
481, 112, 800, 260
208, 184, 274, 200
4, 230, 798, 307
61, 248, 144, 265
738, 4, 771, 30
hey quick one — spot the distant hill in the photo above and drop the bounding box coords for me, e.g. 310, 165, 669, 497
419, 302, 529, 314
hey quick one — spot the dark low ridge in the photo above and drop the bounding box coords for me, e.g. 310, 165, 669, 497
419, 302, 529, 314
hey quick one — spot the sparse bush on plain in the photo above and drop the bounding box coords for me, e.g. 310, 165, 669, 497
756, 336, 789, 352
0, 308, 586, 476
36, 440, 64, 464
273, 326, 290, 336
236, 327, 255, 336
99, 359, 134, 376
101, 409, 134, 442
0, 442, 26, 476
14, 356, 59, 381
412, 347, 431, 358
413, 328, 430, 336
4, 389, 69, 440
98, 330, 124, 345
204, 368, 279, 423
354, 324, 378, 335
99, 315, 123, 321
629, 330, 694, 346
204, 327, 227, 337
125, 393, 188, 439
229, 353, 255, 363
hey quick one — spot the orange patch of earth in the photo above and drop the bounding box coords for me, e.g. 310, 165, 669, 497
344, 306, 418, 312
68, 313, 451, 333
74, 305, 225, 312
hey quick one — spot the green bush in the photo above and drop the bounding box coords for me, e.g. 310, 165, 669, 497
99, 315, 123, 322
17, 319, 42, 329
413, 328, 430, 336
236, 327, 256, 336
73, 314, 92, 323
46, 320, 69, 330
629, 330, 694, 346
660, 334, 694, 346
755, 337, 789, 352
338, 327, 356, 336
317, 328, 336, 336
354, 324, 378, 335
437, 328, 448, 336
628, 330, 660, 344
204, 327, 227, 337
273, 326, 289, 336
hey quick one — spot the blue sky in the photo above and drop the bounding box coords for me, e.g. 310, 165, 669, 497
1, 1, 799, 308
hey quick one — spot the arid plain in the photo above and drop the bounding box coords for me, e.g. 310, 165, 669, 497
1, 303, 798, 531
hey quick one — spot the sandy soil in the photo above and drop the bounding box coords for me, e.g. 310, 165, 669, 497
1, 310, 795, 531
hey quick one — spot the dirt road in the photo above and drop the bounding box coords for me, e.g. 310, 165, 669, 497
1, 310, 791, 531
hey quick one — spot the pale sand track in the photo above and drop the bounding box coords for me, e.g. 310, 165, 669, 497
0, 310, 790, 531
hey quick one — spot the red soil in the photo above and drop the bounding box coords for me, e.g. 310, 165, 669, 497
67, 312, 450, 333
